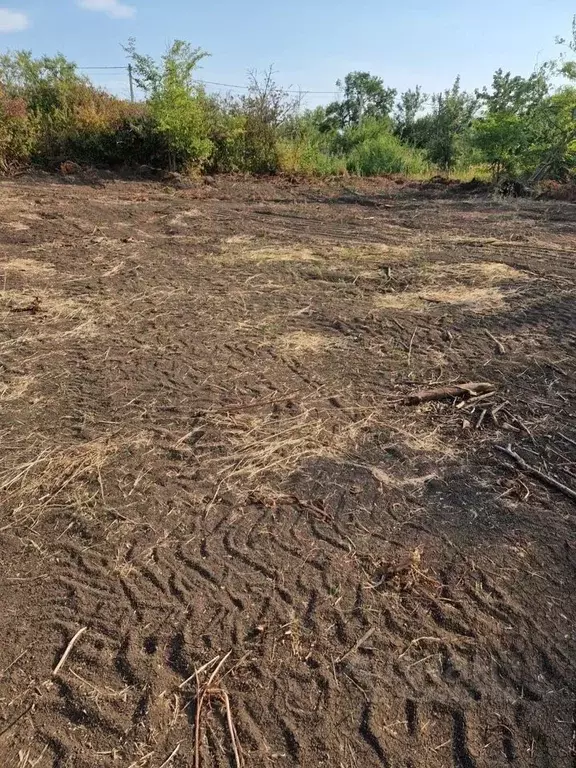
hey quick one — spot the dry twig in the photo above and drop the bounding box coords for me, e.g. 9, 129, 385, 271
53, 627, 88, 676
337, 627, 375, 664
496, 444, 576, 503
485, 329, 506, 355
158, 745, 180, 768
191, 651, 243, 768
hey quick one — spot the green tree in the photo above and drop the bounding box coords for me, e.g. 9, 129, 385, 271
476, 68, 548, 116
0, 50, 85, 114
207, 67, 301, 174
528, 88, 576, 180
411, 77, 477, 170
124, 39, 212, 170
325, 72, 396, 129
555, 15, 576, 80
394, 86, 427, 140
472, 113, 528, 179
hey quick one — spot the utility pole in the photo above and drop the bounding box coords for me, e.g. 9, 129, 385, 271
128, 64, 135, 103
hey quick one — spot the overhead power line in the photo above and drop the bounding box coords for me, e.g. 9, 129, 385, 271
77, 66, 339, 96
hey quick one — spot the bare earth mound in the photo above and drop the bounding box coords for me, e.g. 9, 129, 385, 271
0, 176, 575, 767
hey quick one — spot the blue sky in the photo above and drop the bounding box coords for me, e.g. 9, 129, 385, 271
1, 1, 574, 104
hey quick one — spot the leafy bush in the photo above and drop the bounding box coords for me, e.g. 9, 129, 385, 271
346, 130, 429, 176
471, 113, 529, 179
0, 89, 37, 172
125, 39, 213, 171
277, 138, 347, 175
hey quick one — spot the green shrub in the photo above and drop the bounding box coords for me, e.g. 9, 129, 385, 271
0, 90, 37, 171
125, 39, 213, 171
277, 139, 346, 175
346, 131, 429, 176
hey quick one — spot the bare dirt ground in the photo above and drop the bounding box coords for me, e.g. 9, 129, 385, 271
0, 175, 575, 768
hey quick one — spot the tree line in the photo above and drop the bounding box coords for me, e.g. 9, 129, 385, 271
1, 23, 575, 182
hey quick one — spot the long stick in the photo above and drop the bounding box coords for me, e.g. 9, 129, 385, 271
485, 329, 506, 355
0, 702, 34, 738
220, 691, 243, 768
496, 444, 576, 503
53, 627, 87, 676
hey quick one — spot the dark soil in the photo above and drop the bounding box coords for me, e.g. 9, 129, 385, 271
0, 175, 575, 768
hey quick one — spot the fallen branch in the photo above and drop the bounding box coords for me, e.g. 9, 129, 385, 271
496, 444, 576, 503
404, 382, 495, 406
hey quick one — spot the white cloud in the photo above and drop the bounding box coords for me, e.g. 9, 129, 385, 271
0, 8, 29, 32
78, 0, 135, 19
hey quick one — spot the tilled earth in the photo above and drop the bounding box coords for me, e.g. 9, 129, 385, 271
0, 175, 575, 768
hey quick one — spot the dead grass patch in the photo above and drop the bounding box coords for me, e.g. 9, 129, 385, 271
241, 247, 321, 263
225, 234, 256, 245
0, 432, 152, 525
375, 286, 509, 313
276, 331, 346, 354
345, 462, 438, 489
0, 321, 100, 349
1, 258, 56, 279
335, 243, 416, 261
427, 261, 529, 282
436, 234, 575, 253
184, 400, 456, 501
0, 375, 35, 402
375, 259, 529, 313
4, 222, 30, 231
0, 290, 93, 320
169, 208, 202, 226
393, 424, 457, 459
189, 405, 377, 493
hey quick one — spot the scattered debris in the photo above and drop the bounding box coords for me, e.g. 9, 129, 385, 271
371, 548, 441, 594
181, 652, 244, 768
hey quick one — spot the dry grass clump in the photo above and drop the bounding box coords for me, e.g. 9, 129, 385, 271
189, 403, 377, 492
225, 234, 255, 245
0, 432, 151, 525
427, 261, 529, 282
436, 234, 574, 253
276, 330, 346, 354
374, 259, 531, 313
0, 375, 35, 402
0, 290, 92, 320
240, 246, 321, 263
0, 286, 112, 347
375, 286, 508, 313
334, 243, 416, 261
1, 258, 56, 277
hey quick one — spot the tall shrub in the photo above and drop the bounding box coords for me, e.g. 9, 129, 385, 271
124, 39, 213, 171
